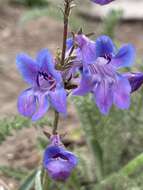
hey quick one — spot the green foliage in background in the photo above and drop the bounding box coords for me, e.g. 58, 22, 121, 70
0, 116, 52, 145
73, 87, 143, 189
11, 0, 49, 7
19, 6, 84, 32
102, 9, 123, 38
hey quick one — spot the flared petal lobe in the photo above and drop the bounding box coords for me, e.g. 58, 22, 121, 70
17, 88, 36, 117
91, 0, 114, 5
113, 75, 131, 109
32, 93, 50, 121
93, 80, 113, 114
16, 54, 38, 85
49, 87, 67, 114
66, 38, 74, 50
46, 160, 73, 181
124, 72, 143, 93
36, 49, 62, 83
111, 44, 135, 68
76, 35, 96, 64
95, 35, 116, 58
72, 74, 93, 96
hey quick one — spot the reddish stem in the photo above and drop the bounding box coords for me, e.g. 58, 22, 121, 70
61, 0, 71, 65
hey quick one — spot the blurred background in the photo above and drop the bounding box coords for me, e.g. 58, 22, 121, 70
1, 0, 143, 189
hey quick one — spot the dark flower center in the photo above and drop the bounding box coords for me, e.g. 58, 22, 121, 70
37, 71, 56, 91
53, 153, 68, 161
103, 54, 112, 63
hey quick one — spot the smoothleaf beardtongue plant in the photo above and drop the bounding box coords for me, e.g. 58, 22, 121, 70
43, 134, 78, 181
16, 49, 67, 121
15, 0, 143, 186
72, 34, 136, 114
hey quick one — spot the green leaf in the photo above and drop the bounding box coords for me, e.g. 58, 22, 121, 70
0, 116, 52, 144
35, 169, 43, 190
18, 169, 37, 190
0, 166, 28, 180
120, 153, 143, 176
0, 116, 30, 144
37, 137, 48, 150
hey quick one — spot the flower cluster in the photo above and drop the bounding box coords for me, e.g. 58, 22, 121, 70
16, 34, 143, 180
16, 0, 143, 183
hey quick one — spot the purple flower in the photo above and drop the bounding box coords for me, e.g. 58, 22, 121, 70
43, 135, 78, 182
16, 49, 67, 121
124, 72, 143, 93
73, 35, 135, 115
67, 35, 96, 64
65, 35, 96, 81
91, 0, 115, 5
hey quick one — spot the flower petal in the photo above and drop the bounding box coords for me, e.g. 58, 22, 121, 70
43, 146, 61, 166
32, 93, 49, 121
111, 44, 135, 68
93, 80, 113, 115
123, 72, 143, 93
37, 49, 53, 69
113, 75, 131, 109
66, 38, 74, 50
17, 88, 36, 117
49, 87, 67, 114
91, 0, 114, 5
76, 34, 96, 64
95, 35, 116, 58
72, 74, 93, 96
61, 150, 78, 168
46, 160, 72, 181
16, 54, 38, 85
36, 49, 62, 83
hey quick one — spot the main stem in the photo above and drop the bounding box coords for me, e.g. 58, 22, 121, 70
61, 0, 71, 65
42, 1, 71, 189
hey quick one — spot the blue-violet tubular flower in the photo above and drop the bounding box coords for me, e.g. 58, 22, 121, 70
73, 35, 135, 115
16, 49, 67, 121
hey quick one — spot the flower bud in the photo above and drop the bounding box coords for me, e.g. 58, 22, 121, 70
43, 134, 78, 182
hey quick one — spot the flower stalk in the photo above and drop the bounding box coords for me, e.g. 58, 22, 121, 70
61, 0, 72, 65
52, 110, 59, 134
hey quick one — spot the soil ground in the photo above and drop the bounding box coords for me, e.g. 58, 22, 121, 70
0, 2, 143, 189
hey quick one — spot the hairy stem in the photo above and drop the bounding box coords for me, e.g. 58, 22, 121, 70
61, 0, 71, 65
